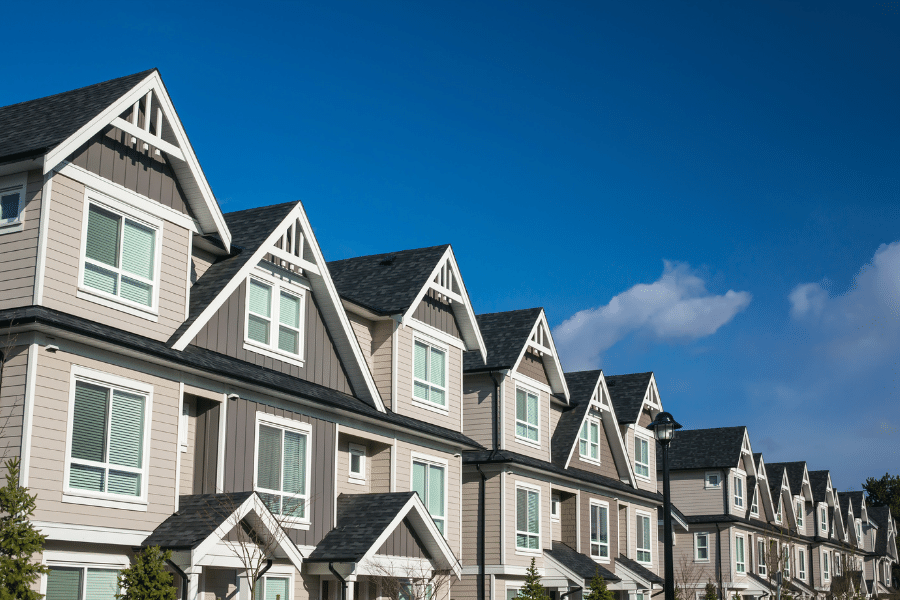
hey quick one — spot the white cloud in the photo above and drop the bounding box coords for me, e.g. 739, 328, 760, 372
788, 240, 900, 368
553, 261, 752, 370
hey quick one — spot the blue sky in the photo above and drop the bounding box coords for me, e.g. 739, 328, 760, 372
3, 0, 897, 490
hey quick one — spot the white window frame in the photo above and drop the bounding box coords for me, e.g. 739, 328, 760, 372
750, 488, 759, 516
782, 545, 790, 578
77, 192, 164, 319
411, 335, 449, 413
514, 481, 542, 555
42, 558, 129, 599
348, 443, 366, 484
589, 499, 610, 562
410, 451, 449, 538
636, 510, 652, 564
775, 499, 783, 524
62, 366, 153, 511
734, 476, 744, 508
798, 548, 806, 580
823, 551, 830, 580
550, 494, 560, 522
579, 415, 601, 464
179, 400, 189, 452
634, 434, 650, 479
256, 571, 294, 600
735, 534, 746, 574
253, 412, 312, 528
514, 385, 541, 448
856, 520, 861, 542
796, 500, 803, 528
705, 472, 721, 489
244, 272, 308, 367
695, 532, 710, 562
0, 172, 27, 234
758, 539, 767, 576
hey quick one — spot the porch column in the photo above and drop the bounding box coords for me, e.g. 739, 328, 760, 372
185, 567, 202, 600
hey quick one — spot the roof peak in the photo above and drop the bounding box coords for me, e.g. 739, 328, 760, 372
0, 68, 157, 111
327, 243, 451, 265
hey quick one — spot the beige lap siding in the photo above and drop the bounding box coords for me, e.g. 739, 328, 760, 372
395, 324, 462, 432
579, 490, 619, 565
394, 439, 461, 557
28, 344, 178, 531
41, 172, 189, 341
624, 426, 657, 493
668, 470, 725, 515
0, 345, 29, 469
505, 473, 551, 568
335, 432, 373, 496
504, 375, 551, 462
569, 410, 620, 480
0, 170, 43, 310
462, 373, 496, 451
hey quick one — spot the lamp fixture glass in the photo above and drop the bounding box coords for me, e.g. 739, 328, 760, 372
647, 411, 682, 443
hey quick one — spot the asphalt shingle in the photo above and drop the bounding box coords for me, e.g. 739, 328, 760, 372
617, 555, 664, 585
545, 541, 619, 582
550, 371, 601, 467
142, 492, 255, 549
808, 470, 831, 503
604, 372, 653, 424
659, 426, 746, 471
462, 308, 543, 372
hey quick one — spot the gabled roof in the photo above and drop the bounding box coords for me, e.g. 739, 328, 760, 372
617, 555, 664, 586
662, 426, 747, 471
328, 245, 450, 316
838, 492, 855, 523
0, 70, 156, 163
604, 372, 654, 424
544, 541, 619, 582
328, 244, 486, 359
809, 470, 832, 503
306, 492, 461, 578
773, 461, 809, 497
845, 490, 866, 518
753, 453, 763, 471
464, 308, 569, 398
870, 505, 895, 555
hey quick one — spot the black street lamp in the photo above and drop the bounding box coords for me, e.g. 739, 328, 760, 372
647, 411, 682, 600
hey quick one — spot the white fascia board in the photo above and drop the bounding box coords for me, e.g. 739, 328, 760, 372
597, 373, 638, 487
510, 310, 569, 401
614, 562, 653, 589
43, 70, 231, 249
543, 552, 584, 585
400, 246, 487, 362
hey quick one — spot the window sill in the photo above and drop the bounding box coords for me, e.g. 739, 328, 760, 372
635, 473, 652, 482
591, 556, 611, 564
579, 454, 601, 466
411, 398, 450, 415
243, 340, 305, 367
514, 436, 541, 450
0, 222, 23, 235
515, 548, 543, 557
348, 476, 367, 486
77, 288, 159, 322
694, 559, 710, 564
62, 492, 148, 512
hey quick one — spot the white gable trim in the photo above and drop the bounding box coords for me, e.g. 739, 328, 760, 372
172, 201, 386, 411
400, 246, 486, 362
43, 70, 231, 249
511, 310, 569, 400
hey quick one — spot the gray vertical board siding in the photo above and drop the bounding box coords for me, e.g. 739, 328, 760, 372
463, 374, 495, 449
377, 518, 431, 559
461, 468, 502, 565
371, 320, 393, 408
515, 351, 549, 387
412, 290, 461, 338
191, 281, 352, 394
192, 397, 220, 495
42, 173, 190, 341
569, 409, 620, 480
67, 125, 195, 219
0, 345, 28, 469
561, 493, 578, 549
0, 170, 42, 310
579, 491, 618, 566
223, 396, 336, 548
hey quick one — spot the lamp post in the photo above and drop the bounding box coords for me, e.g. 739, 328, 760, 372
647, 411, 682, 600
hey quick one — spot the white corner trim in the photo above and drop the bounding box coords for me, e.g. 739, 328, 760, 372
217, 392, 226, 493
19, 343, 39, 487
174, 382, 184, 511
33, 173, 53, 305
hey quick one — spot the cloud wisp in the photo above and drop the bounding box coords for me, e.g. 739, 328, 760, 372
554, 261, 752, 370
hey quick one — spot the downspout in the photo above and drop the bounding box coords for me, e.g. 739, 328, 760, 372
560, 587, 582, 599
328, 562, 348, 600
476, 464, 487, 600
716, 523, 724, 600
488, 371, 500, 453
256, 559, 273, 582
165, 559, 189, 600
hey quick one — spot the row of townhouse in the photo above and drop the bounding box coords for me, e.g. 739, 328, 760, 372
0, 70, 687, 600
662, 427, 899, 600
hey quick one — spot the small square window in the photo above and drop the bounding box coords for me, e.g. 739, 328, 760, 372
706, 472, 720, 488
0, 173, 26, 233
349, 443, 366, 482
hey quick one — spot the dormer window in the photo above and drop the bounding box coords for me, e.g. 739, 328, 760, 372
750, 489, 759, 516
246, 275, 306, 363
820, 507, 827, 532
796, 501, 803, 527
413, 338, 447, 408
580, 417, 600, 462
515, 387, 539, 444
776, 499, 783, 524
856, 521, 861, 541
734, 476, 744, 508
634, 436, 650, 478
0, 173, 26, 234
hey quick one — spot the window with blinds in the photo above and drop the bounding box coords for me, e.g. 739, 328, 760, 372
636, 513, 651, 563
255, 575, 290, 600
413, 459, 446, 535
0, 178, 24, 228
82, 203, 158, 308
634, 436, 650, 478
515, 486, 540, 550
256, 419, 309, 522
735, 536, 746, 573
246, 276, 305, 359
580, 417, 600, 461
590, 502, 609, 558
67, 379, 147, 499
515, 388, 539, 443
45, 566, 120, 600
412, 339, 446, 407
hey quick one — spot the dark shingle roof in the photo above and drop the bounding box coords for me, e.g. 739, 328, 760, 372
604, 372, 653, 424
767, 464, 786, 503
327, 245, 450, 316
870, 505, 894, 555
463, 308, 543, 372
0, 69, 155, 163
617, 555, 664, 585
837, 492, 854, 522
767, 462, 807, 496
661, 426, 746, 471
845, 490, 866, 517
550, 371, 601, 467
753, 453, 763, 470
142, 492, 255, 548
545, 542, 619, 582
168, 201, 299, 344
809, 470, 831, 503
306, 492, 417, 562
0, 306, 483, 450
